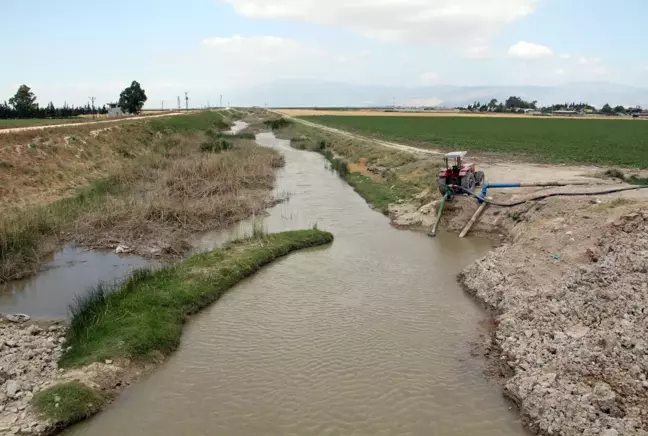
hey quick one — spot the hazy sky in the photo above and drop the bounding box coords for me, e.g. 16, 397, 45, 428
2, 0, 647, 107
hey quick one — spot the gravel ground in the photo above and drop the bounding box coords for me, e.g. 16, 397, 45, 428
0, 319, 67, 435
461, 208, 648, 436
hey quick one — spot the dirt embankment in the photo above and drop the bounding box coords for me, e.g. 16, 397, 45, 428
460, 200, 648, 436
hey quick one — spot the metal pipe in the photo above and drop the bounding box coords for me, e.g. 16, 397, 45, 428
479, 181, 606, 203
428, 192, 450, 237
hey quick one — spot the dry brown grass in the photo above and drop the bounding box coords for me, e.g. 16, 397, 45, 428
72, 142, 284, 256
0, 121, 169, 208
0, 111, 281, 282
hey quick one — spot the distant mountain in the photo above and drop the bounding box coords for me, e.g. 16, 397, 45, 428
227, 80, 648, 108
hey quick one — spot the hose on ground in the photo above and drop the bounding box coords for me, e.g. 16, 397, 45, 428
449, 184, 648, 208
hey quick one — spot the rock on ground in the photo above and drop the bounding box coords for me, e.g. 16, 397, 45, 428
0, 320, 67, 435
461, 208, 648, 436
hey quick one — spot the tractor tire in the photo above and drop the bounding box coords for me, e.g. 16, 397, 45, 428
475, 171, 485, 186
437, 177, 448, 195
461, 173, 476, 192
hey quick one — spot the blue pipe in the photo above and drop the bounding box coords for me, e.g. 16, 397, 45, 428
479, 183, 521, 203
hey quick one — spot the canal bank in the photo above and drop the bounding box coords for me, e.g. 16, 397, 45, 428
59, 132, 525, 435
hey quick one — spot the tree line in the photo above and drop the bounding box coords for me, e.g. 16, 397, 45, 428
462, 96, 643, 115
0, 81, 148, 120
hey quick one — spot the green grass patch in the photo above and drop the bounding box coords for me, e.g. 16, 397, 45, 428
60, 229, 334, 368
344, 173, 400, 212
301, 115, 648, 168
150, 111, 231, 133
32, 381, 105, 425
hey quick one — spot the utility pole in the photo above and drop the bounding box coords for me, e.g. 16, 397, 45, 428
393, 96, 396, 109
161, 100, 164, 111
89, 96, 96, 119
185, 92, 189, 112
220, 94, 223, 109
177, 96, 181, 110
207, 100, 210, 109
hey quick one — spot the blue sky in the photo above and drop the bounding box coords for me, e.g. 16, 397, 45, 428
2, 0, 647, 107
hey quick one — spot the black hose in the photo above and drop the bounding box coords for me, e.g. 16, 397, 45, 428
451, 185, 648, 208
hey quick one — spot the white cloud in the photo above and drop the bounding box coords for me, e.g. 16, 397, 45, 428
577, 56, 602, 65
202, 35, 303, 54
201, 35, 309, 68
508, 41, 554, 59
420, 72, 439, 85
554, 68, 565, 75
465, 45, 492, 59
224, 0, 537, 45
559, 54, 571, 59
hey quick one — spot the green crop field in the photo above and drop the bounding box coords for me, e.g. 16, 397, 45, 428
300, 115, 648, 168
0, 118, 88, 129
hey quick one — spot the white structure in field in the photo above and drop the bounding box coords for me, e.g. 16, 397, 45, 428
107, 103, 124, 117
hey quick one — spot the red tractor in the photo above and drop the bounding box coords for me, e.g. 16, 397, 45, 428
437, 151, 485, 195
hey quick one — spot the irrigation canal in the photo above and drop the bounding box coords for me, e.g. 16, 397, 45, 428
2, 126, 527, 435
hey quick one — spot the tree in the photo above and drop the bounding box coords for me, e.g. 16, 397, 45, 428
9, 85, 37, 118
613, 105, 626, 114
118, 81, 147, 114
600, 103, 613, 115
488, 98, 498, 110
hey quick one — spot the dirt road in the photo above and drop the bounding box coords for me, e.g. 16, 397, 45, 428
0, 112, 185, 134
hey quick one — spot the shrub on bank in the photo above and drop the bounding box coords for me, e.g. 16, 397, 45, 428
32, 382, 105, 425
200, 138, 233, 153
263, 118, 292, 130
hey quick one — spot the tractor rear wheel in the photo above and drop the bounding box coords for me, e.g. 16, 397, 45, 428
461, 173, 476, 192
475, 171, 485, 186
437, 177, 448, 195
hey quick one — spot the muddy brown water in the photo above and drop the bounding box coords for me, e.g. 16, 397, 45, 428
0, 247, 154, 319
63, 132, 526, 435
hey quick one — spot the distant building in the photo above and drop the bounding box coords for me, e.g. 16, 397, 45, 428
107, 103, 124, 117
552, 110, 579, 116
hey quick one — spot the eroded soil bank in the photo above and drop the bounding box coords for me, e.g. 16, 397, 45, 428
460, 202, 648, 436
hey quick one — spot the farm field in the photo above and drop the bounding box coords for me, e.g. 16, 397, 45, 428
0, 118, 89, 129
279, 108, 633, 120
299, 115, 648, 168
